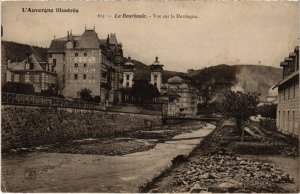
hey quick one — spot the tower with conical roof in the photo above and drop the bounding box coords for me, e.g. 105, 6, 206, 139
150, 56, 163, 92
122, 57, 135, 88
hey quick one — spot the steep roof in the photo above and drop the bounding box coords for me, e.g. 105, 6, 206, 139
48, 39, 66, 53
8, 54, 44, 71
77, 30, 100, 49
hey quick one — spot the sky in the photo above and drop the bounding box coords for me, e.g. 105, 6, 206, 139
1, 1, 299, 72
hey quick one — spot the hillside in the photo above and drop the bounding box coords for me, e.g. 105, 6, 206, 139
131, 59, 282, 100
1, 41, 48, 62
234, 65, 282, 98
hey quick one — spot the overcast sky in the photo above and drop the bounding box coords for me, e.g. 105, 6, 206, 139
1, 1, 299, 72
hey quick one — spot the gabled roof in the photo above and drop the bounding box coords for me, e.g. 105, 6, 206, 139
8, 54, 44, 71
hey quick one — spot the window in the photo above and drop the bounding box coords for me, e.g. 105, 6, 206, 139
283, 111, 285, 130
278, 111, 281, 129
84, 63, 87, 68
292, 111, 295, 134
25, 63, 30, 70
284, 88, 286, 101
75, 63, 78, 68
49, 54, 52, 58
288, 86, 290, 100
154, 75, 157, 81
126, 74, 130, 80
126, 82, 129, 88
75, 53, 78, 57
287, 111, 290, 132
154, 82, 157, 87
25, 74, 30, 83
83, 74, 87, 80
53, 59, 56, 66
14, 74, 19, 82
74, 74, 78, 80
84, 53, 87, 57
279, 91, 281, 102
294, 83, 296, 99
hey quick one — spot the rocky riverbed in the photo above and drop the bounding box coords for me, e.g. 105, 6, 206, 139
166, 154, 295, 193
144, 119, 299, 193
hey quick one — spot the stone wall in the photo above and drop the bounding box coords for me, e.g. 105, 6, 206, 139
1, 105, 161, 150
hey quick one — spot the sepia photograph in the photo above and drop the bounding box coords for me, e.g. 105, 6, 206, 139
1, 1, 299, 193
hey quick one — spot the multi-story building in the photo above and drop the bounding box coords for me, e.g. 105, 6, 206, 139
122, 57, 135, 88
47, 27, 124, 105
150, 57, 163, 92
161, 76, 198, 116
6, 54, 57, 93
275, 46, 299, 137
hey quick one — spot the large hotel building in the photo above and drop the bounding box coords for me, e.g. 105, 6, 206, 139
47, 27, 124, 105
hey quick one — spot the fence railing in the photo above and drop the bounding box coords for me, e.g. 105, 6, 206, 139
1, 93, 104, 110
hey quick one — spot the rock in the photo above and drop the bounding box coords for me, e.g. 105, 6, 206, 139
209, 172, 219, 179
182, 180, 189, 186
218, 180, 242, 192
208, 186, 228, 193
239, 160, 248, 165
236, 156, 242, 161
189, 183, 207, 193
149, 188, 160, 193
199, 172, 210, 179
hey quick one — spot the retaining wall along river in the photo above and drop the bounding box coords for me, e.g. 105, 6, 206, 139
1, 105, 161, 150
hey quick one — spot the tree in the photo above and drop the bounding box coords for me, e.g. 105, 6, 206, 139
259, 103, 277, 119
222, 91, 260, 141
41, 84, 58, 97
131, 80, 160, 103
78, 88, 93, 102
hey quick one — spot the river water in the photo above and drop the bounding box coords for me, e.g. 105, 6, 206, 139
1, 124, 215, 192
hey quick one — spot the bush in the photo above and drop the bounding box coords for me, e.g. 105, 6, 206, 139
2, 82, 35, 95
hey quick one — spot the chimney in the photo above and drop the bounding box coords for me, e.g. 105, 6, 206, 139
67, 31, 69, 39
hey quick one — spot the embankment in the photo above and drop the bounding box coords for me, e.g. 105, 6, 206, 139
1, 105, 161, 150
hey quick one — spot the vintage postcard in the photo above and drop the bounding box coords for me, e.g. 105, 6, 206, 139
1, 0, 299, 193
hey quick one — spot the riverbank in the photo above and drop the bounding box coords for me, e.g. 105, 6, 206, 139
143, 119, 299, 193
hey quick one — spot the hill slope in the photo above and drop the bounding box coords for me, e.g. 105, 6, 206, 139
1, 41, 48, 62
131, 60, 282, 99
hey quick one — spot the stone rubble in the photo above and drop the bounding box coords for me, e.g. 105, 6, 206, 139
171, 154, 294, 192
